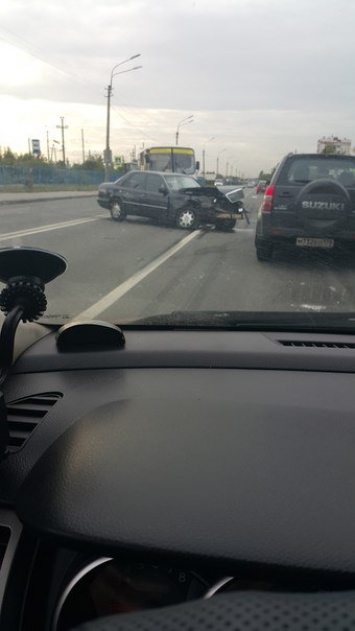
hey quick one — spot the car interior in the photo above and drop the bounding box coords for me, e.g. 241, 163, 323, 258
1, 0, 355, 627
1, 247, 355, 630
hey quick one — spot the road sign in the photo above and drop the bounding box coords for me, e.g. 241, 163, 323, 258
31, 139, 41, 156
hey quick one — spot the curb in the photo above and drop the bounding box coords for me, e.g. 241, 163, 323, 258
0, 193, 96, 206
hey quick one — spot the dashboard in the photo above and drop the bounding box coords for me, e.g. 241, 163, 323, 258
1, 325, 355, 629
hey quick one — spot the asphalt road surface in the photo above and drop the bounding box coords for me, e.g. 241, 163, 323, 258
0, 189, 355, 324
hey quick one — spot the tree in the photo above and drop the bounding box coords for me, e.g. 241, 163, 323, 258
321, 144, 337, 155
1, 147, 16, 165
76, 152, 104, 171
258, 167, 275, 182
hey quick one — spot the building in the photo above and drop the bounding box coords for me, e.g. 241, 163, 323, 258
317, 136, 351, 155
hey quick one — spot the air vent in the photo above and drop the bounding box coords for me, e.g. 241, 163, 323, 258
280, 340, 355, 349
0, 526, 10, 570
6, 392, 62, 454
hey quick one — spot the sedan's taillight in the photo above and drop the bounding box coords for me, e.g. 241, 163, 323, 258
262, 185, 275, 212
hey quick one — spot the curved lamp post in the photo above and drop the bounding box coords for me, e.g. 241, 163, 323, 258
104, 54, 142, 182
175, 115, 194, 145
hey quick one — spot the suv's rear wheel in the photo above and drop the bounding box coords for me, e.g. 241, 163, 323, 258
255, 237, 273, 261
176, 208, 198, 230
110, 198, 126, 221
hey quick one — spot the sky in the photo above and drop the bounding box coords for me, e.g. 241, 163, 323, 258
0, 0, 354, 176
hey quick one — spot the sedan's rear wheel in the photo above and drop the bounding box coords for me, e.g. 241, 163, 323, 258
215, 219, 236, 232
110, 198, 126, 221
176, 208, 198, 230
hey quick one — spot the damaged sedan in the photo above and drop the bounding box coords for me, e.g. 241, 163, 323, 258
97, 170, 244, 231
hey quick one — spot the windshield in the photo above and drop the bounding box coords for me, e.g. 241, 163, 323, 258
143, 148, 196, 174
0, 1, 355, 329
164, 175, 200, 190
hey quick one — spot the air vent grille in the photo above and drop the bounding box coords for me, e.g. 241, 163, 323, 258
6, 392, 62, 453
0, 526, 10, 570
280, 340, 355, 349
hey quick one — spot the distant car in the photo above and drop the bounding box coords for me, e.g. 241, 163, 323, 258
255, 153, 355, 261
256, 180, 267, 194
247, 180, 256, 188
97, 170, 241, 231
214, 179, 224, 186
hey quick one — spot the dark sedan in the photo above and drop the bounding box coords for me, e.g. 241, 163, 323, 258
97, 171, 243, 230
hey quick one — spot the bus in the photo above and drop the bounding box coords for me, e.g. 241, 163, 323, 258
138, 146, 199, 175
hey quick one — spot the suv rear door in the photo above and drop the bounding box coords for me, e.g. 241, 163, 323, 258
271, 156, 355, 236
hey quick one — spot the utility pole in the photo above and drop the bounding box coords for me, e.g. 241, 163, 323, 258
202, 137, 215, 177
81, 129, 85, 163
46, 130, 50, 162
104, 84, 113, 181
56, 117, 68, 165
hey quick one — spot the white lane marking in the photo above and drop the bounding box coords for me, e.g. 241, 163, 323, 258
75, 230, 202, 320
0, 217, 99, 241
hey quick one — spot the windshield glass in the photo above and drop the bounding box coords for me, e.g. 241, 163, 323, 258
164, 175, 200, 190
0, 0, 354, 328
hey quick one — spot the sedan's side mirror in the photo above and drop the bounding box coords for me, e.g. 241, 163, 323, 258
196, 161, 200, 171
159, 185, 168, 195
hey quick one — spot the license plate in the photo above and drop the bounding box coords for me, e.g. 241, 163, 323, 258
216, 213, 237, 219
296, 238, 334, 249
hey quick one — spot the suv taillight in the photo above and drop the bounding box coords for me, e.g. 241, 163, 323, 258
262, 184, 275, 212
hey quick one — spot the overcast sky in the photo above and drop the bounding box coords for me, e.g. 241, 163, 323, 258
0, 0, 353, 176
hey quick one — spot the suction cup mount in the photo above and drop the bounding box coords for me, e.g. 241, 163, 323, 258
0, 247, 67, 458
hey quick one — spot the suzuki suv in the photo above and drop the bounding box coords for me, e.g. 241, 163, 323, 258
255, 153, 355, 260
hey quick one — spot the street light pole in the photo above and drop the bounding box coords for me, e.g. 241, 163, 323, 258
104, 83, 112, 180
225, 156, 233, 179
175, 115, 194, 145
231, 160, 238, 180
216, 148, 226, 178
202, 137, 215, 178
51, 140, 60, 163
104, 54, 142, 182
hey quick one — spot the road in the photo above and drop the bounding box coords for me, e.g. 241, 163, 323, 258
0, 189, 354, 324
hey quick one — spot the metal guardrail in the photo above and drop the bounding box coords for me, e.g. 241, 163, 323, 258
0, 166, 108, 187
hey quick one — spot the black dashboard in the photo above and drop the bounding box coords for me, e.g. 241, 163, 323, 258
1, 326, 355, 629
